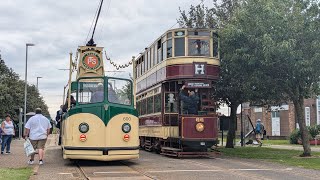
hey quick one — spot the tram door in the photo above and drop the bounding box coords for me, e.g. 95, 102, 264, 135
271, 111, 280, 136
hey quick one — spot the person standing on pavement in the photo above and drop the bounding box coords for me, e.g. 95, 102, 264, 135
24, 108, 52, 165
255, 119, 264, 147
1, 114, 15, 154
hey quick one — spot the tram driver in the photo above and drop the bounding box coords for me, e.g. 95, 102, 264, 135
90, 83, 104, 103
179, 85, 200, 115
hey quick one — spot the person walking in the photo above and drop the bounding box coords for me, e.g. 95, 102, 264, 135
255, 119, 264, 147
179, 85, 200, 114
24, 108, 52, 165
1, 114, 15, 154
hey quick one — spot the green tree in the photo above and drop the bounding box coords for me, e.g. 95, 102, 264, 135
0, 60, 49, 121
223, 0, 320, 156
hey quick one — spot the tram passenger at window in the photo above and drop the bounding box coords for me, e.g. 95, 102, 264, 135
62, 95, 76, 112
179, 85, 200, 115
90, 83, 104, 103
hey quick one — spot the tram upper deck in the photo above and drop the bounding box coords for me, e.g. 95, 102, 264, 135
134, 28, 220, 94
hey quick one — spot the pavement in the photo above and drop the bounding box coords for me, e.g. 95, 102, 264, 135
1, 135, 320, 180
266, 144, 320, 152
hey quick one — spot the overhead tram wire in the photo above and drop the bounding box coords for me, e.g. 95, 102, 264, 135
97, 0, 112, 41
86, 0, 104, 46
85, 2, 101, 45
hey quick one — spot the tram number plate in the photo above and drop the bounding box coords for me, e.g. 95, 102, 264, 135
200, 142, 205, 146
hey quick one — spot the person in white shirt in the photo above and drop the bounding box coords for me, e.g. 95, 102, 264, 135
24, 108, 52, 165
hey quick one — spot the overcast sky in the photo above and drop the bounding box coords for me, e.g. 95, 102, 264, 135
0, 0, 229, 118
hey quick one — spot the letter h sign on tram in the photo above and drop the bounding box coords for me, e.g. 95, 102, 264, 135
195, 64, 205, 75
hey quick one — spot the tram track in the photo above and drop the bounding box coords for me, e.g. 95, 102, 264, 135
74, 161, 90, 180
120, 160, 156, 180
73, 160, 155, 180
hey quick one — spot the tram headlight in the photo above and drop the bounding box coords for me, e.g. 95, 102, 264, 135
122, 123, 131, 133
79, 123, 89, 133
196, 123, 205, 132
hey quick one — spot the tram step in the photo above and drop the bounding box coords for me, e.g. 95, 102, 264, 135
161, 147, 182, 152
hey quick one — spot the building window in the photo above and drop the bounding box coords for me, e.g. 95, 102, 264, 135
305, 107, 310, 126
174, 37, 185, 57
188, 39, 210, 56
254, 107, 262, 113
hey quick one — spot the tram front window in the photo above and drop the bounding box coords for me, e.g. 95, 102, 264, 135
108, 78, 132, 105
188, 39, 210, 56
78, 79, 104, 104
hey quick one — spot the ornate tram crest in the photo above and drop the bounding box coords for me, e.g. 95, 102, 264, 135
76, 46, 105, 80
82, 52, 101, 70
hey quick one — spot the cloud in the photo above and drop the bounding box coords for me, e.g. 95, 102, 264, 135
0, 0, 213, 117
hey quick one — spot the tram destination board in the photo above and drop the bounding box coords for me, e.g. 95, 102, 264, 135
185, 81, 211, 88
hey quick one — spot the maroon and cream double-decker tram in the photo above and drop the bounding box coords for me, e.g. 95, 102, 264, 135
133, 28, 220, 157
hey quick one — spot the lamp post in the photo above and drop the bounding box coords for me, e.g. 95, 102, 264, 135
24, 43, 35, 129
36, 76, 42, 89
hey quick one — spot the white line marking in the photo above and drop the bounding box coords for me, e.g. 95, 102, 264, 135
147, 170, 223, 173
146, 168, 293, 173
229, 169, 272, 171
58, 173, 73, 175
94, 171, 139, 174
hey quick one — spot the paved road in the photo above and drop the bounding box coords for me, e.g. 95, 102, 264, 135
31, 143, 320, 180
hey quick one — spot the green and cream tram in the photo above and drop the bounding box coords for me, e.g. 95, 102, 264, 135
61, 46, 139, 161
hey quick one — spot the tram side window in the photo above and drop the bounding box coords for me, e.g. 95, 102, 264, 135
153, 44, 157, 65
107, 79, 132, 105
188, 39, 210, 56
167, 39, 172, 58
165, 93, 178, 113
147, 96, 154, 114
213, 33, 219, 57
154, 94, 162, 113
78, 79, 104, 104
162, 41, 167, 60
136, 101, 141, 116
174, 37, 185, 57
157, 40, 162, 63
141, 99, 147, 115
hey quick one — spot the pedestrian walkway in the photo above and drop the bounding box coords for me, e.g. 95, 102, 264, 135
0, 138, 29, 168
265, 144, 320, 152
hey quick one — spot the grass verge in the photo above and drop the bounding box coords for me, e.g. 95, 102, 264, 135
0, 167, 33, 180
219, 147, 320, 170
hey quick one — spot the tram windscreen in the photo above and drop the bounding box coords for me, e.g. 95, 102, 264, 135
107, 78, 132, 105
77, 79, 104, 104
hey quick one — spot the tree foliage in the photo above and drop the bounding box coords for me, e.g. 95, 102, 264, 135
0, 60, 49, 122
222, 0, 320, 156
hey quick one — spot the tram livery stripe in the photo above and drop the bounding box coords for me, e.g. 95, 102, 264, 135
64, 146, 140, 151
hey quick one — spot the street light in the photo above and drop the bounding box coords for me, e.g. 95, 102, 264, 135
24, 43, 35, 129
36, 76, 42, 89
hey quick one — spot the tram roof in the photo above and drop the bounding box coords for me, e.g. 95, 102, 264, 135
134, 27, 217, 61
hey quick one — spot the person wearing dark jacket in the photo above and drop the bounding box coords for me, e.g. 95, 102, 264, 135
62, 95, 76, 112
179, 85, 200, 115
